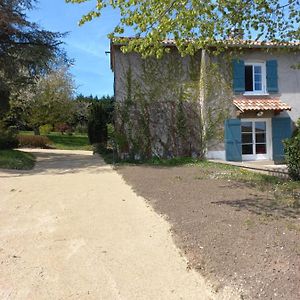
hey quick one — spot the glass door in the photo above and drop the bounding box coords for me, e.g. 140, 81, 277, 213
242, 120, 269, 160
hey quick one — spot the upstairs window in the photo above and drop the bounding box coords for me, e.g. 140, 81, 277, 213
244, 62, 266, 94
233, 59, 278, 94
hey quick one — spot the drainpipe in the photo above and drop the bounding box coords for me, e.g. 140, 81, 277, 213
199, 49, 208, 158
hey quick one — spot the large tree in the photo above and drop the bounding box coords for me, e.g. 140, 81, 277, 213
0, 0, 66, 116
9, 67, 75, 134
67, 0, 300, 57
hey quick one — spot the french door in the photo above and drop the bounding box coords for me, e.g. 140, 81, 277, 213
241, 119, 271, 161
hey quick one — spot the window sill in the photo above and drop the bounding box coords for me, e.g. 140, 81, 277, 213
243, 92, 270, 96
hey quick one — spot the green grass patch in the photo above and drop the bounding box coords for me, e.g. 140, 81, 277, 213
46, 132, 92, 150
0, 150, 35, 170
19, 131, 92, 151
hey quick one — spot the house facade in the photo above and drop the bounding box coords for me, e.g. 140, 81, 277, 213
110, 40, 300, 162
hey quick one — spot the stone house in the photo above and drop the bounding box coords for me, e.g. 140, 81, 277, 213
110, 39, 300, 162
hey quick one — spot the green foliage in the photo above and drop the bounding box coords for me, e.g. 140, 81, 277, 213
0, 150, 35, 170
74, 123, 88, 134
88, 102, 108, 145
67, 0, 300, 58
0, 127, 19, 150
18, 135, 52, 149
114, 51, 209, 159
22, 68, 75, 131
0, 0, 67, 116
39, 124, 53, 135
284, 120, 300, 181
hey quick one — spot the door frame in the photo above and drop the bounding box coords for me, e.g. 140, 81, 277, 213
241, 118, 273, 161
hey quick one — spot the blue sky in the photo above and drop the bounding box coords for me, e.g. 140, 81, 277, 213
28, 0, 120, 97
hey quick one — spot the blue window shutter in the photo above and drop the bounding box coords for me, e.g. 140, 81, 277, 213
232, 59, 245, 93
225, 119, 242, 161
272, 117, 292, 162
266, 60, 278, 93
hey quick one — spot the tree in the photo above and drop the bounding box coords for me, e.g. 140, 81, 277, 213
88, 102, 108, 145
0, 0, 67, 116
67, 0, 300, 58
15, 67, 75, 134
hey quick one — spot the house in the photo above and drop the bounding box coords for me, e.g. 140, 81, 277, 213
110, 39, 300, 162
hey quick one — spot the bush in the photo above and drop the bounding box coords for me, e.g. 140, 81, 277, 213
0, 127, 19, 150
55, 123, 71, 134
88, 102, 108, 145
18, 135, 53, 148
284, 120, 300, 180
39, 124, 53, 135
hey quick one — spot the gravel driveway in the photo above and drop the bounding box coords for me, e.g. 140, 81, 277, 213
0, 149, 225, 300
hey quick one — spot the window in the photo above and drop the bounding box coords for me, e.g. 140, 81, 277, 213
233, 59, 278, 94
244, 62, 266, 94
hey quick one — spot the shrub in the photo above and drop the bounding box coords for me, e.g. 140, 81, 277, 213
39, 124, 53, 135
88, 102, 108, 145
284, 120, 300, 180
0, 126, 19, 150
18, 135, 52, 148
55, 123, 71, 134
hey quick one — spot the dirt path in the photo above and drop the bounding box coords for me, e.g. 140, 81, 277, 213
0, 149, 220, 300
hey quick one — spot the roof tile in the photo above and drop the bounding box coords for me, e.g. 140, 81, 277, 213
233, 97, 292, 112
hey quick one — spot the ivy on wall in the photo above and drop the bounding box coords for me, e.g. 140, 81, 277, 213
114, 49, 234, 159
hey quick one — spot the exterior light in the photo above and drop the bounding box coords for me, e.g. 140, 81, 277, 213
257, 111, 264, 117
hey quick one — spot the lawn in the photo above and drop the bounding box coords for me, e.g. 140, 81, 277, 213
19, 131, 92, 151
0, 150, 36, 170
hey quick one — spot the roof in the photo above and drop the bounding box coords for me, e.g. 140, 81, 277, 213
111, 37, 300, 48
110, 37, 300, 71
233, 97, 292, 112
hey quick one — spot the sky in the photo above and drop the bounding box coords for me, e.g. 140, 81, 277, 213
28, 0, 120, 97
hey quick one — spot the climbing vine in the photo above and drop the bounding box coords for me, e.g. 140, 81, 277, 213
113, 48, 234, 159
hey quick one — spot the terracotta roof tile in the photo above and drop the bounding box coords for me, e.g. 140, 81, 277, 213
233, 98, 292, 112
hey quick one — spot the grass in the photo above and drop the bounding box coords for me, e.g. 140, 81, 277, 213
19, 131, 92, 151
46, 132, 92, 150
0, 150, 36, 170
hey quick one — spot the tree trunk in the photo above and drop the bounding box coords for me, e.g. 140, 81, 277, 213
34, 127, 40, 135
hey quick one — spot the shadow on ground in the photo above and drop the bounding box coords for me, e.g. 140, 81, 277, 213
212, 196, 300, 219
0, 150, 111, 177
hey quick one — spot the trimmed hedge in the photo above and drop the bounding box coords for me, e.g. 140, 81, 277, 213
18, 135, 53, 148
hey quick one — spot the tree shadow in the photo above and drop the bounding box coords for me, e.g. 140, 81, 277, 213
0, 150, 112, 178
212, 196, 300, 219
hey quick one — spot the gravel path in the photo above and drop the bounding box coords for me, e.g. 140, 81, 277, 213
0, 149, 221, 300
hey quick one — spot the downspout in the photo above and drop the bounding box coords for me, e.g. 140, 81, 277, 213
199, 49, 208, 158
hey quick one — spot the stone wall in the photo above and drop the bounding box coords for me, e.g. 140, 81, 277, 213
112, 46, 235, 159
114, 47, 199, 158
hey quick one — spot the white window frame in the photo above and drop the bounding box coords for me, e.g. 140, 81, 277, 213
241, 118, 272, 161
243, 61, 268, 96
